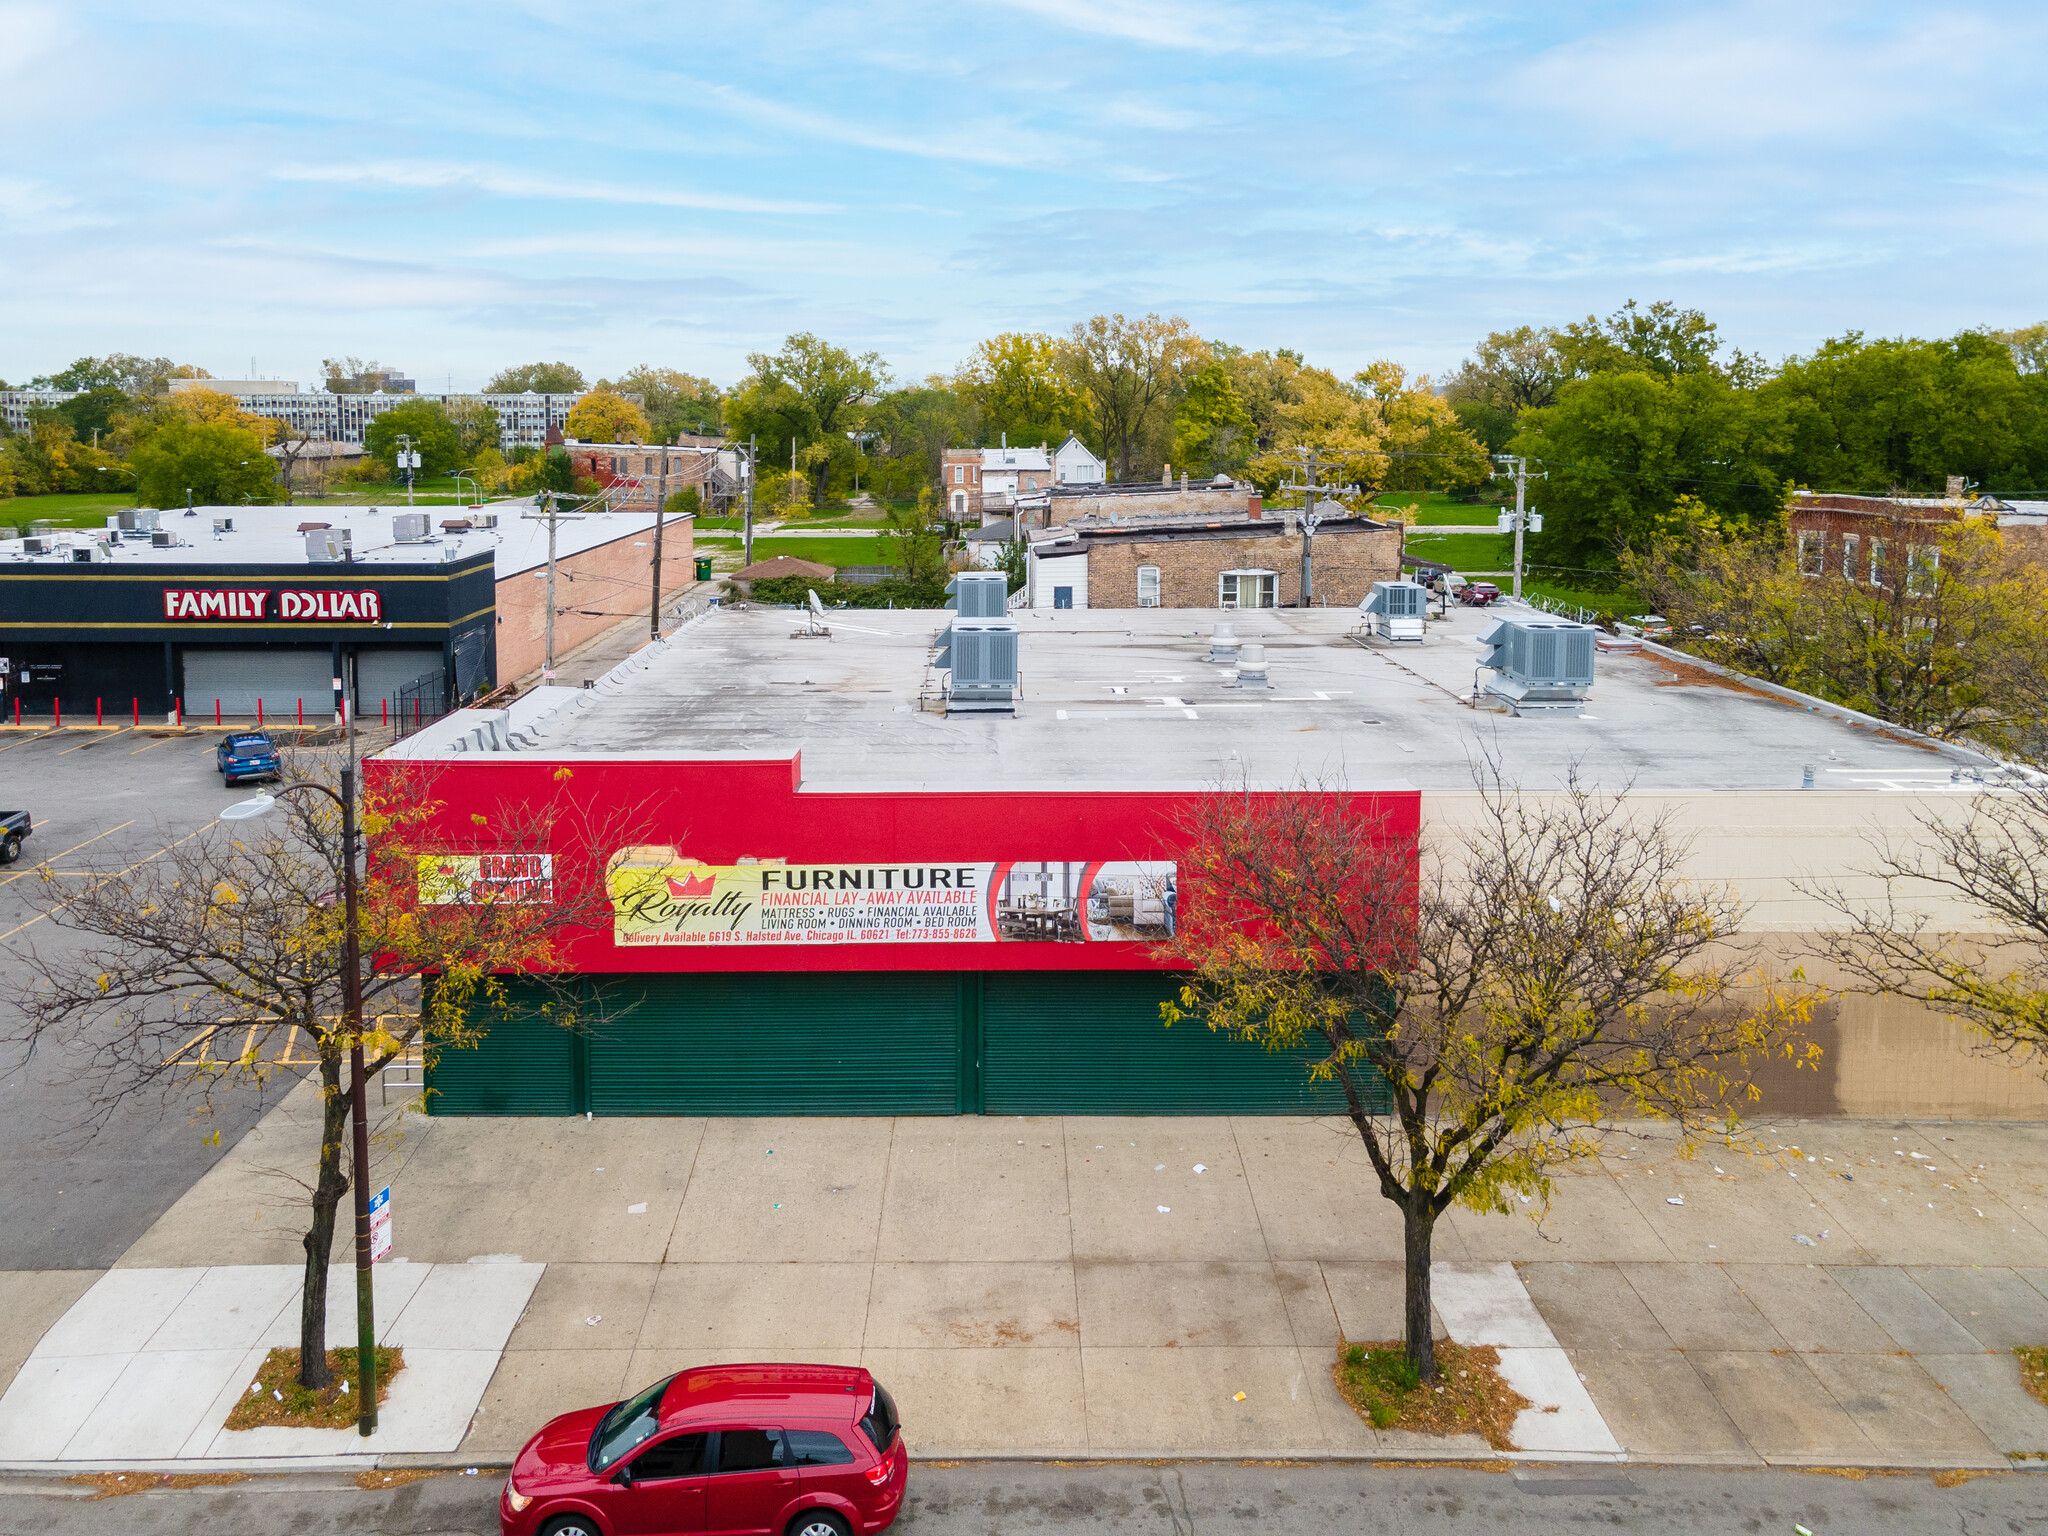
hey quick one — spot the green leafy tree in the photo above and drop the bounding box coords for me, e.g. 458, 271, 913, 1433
955, 333, 1084, 449
1762, 331, 2048, 495
363, 400, 462, 478
726, 334, 888, 505
1444, 327, 1569, 457
1511, 369, 1788, 569
1059, 313, 1199, 480
54, 387, 135, 444
883, 489, 945, 585
598, 366, 723, 440
1171, 361, 1255, 477
446, 400, 502, 461
1555, 299, 1758, 384
34, 354, 207, 396
485, 362, 588, 394
129, 417, 275, 507
867, 385, 960, 495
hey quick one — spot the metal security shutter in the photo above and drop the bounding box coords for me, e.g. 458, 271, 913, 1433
586, 973, 963, 1115
353, 649, 446, 717
982, 972, 1370, 1115
426, 999, 578, 1115
181, 649, 332, 719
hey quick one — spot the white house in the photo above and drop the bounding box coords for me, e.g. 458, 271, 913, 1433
1053, 433, 1106, 487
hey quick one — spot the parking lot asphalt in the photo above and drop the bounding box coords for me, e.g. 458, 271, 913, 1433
0, 724, 310, 1270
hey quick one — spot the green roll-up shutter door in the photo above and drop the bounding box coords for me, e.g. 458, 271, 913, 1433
982, 971, 1374, 1115
426, 993, 579, 1115
586, 972, 962, 1115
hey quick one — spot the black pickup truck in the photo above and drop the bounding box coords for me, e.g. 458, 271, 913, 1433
0, 810, 29, 865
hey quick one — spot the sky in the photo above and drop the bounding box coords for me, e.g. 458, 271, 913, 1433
3, 1, 2045, 392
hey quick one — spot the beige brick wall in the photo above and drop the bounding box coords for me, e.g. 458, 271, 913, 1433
1054, 485, 1254, 520
1084, 526, 1403, 608
496, 520, 696, 681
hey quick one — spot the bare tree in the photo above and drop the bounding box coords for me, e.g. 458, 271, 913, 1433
4, 755, 635, 1388
269, 421, 318, 506
1059, 313, 1197, 480
1164, 761, 1815, 1379
1804, 780, 2048, 1076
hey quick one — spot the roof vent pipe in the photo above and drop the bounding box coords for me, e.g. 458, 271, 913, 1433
1235, 643, 1269, 689
1207, 622, 1239, 663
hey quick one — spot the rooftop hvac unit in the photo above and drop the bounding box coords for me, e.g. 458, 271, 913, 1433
213, 517, 234, 533
305, 527, 352, 563
1360, 579, 1428, 642
1476, 613, 1596, 713
470, 512, 498, 529
22, 536, 46, 554
118, 509, 160, 532
392, 512, 431, 542
151, 530, 173, 548
946, 570, 1008, 618
935, 617, 1018, 714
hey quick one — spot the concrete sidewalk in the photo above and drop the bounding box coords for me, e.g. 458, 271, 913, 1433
5, 1082, 2048, 1469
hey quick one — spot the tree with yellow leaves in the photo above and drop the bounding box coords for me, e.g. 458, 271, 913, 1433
564, 389, 652, 445
1162, 759, 1815, 1380
3, 754, 638, 1391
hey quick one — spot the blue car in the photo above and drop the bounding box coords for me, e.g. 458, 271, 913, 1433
217, 731, 281, 786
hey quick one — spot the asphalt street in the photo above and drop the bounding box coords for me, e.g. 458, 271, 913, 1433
0, 723, 313, 1269
1, 1461, 2042, 1536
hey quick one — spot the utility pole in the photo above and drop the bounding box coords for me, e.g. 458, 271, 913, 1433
650, 439, 670, 642
1276, 447, 1355, 608
395, 433, 417, 506
742, 434, 757, 566
1490, 454, 1546, 601
524, 491, 585, 681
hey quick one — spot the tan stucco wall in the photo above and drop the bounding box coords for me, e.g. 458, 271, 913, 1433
1420, 790, 2048, 1119
496, 520, 695, 681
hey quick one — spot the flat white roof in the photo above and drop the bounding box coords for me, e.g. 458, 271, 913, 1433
487, 602, 1985, 792
0, 498, 682, 581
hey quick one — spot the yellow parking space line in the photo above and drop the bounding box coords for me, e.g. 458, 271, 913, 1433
58, 728, 138, 755
0, 823, 209, 942
0, 821, 135, 886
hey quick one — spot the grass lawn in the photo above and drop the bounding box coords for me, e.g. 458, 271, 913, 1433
1523, 578, 1643, 617
1, 492, 140, 529
743, 536, 899, 569
1374, 492, 1500, 526
1401, 531, 1513, 571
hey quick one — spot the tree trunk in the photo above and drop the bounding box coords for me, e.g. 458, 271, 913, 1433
297, 1052, 351, 1390
1403, 1201, 1439, 1381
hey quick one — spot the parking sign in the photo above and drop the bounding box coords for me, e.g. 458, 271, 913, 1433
368, 1185, 392, 1262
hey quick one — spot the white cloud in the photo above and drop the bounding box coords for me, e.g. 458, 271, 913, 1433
1513, 3, 2043, 149
981, 0, 1352, 55
698, 81, 1076, 168
268, 162, 836, 216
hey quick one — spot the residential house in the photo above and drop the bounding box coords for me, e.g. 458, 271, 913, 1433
1023, 505, 1402, 611
940, 444, 1056, 521
564, 440, 741, 513
1053, 433, 1105, 486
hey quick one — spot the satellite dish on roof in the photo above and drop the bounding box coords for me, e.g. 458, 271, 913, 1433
808, 589, 825, 618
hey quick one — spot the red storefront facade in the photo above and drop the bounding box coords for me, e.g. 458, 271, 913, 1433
377, 750, 1416, 1118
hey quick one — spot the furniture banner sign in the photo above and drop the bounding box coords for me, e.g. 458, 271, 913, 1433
603, 848, 1176, 948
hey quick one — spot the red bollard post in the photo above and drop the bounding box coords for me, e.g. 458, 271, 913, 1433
175, 697, 182, 727
215, 698, 222, 726
297, 697, 303, 726
257, 698, 263, 727
132, 697, 139, 726
97, 697, 103, 726
54, 699, 61, 729
382, 699, 388, 727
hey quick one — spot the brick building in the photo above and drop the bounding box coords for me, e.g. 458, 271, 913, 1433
564, 438, 741, 513
941, 445, 1055, 520
1787, 488, 2048, 587
1024, 510, 1402, 610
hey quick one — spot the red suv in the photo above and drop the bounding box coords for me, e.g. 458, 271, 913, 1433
500, 1364, 906, 1536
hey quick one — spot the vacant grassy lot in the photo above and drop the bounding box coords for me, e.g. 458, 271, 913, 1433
1401, 531, 1513, 571
0, 492, 137, 528
1374, 491, 1499, 526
